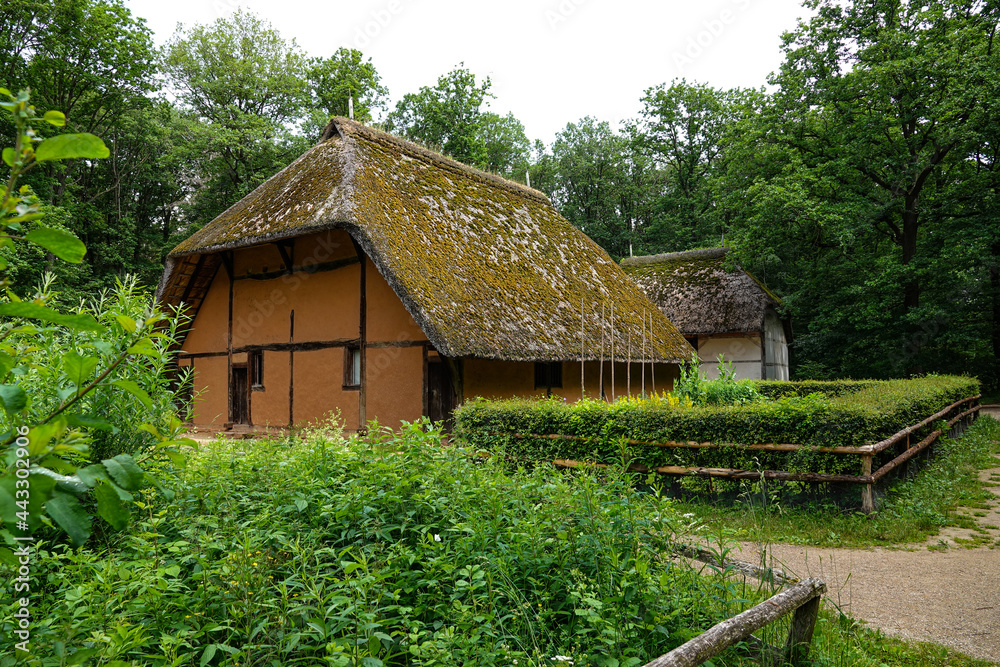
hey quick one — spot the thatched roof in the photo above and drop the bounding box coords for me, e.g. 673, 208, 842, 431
621, 248, 784, 336
158, 118, 692, 363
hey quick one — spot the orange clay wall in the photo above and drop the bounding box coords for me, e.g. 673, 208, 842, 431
179, 230, 427, 431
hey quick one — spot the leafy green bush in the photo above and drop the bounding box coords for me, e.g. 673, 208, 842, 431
673, 353, 764, 407
5, 276, 192, 462
0, 89, 193, 554
453, 376, 979, 477
0, 421, 750, 666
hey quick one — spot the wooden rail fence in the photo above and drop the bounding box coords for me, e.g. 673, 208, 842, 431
641, 578, 827, 667
531, 394, 981, 512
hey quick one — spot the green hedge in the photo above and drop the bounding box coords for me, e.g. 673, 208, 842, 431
752, 379, 881, 399
453, 376, 979, 477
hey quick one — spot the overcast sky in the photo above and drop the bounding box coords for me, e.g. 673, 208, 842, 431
123, 0, 810, 144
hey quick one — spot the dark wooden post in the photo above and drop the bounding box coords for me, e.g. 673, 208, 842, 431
785, 590, 822, 664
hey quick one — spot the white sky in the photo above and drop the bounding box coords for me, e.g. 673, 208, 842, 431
124, 0, 810, 144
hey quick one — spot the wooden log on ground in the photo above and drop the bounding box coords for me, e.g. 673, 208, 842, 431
642, 578, 827, 667
672, 543, 797, 587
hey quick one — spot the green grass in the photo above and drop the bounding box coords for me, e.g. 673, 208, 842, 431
670, 416, 1000, 548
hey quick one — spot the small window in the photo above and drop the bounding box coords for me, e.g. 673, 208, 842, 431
534, 362, 562, 390
250, 351, 264, 390
344, 347, 362, 388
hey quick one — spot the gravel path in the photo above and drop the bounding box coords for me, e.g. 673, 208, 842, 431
726, 412, 1000, 664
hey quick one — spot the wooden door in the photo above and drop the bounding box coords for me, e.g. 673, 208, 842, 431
230, 366, 249, 425
426, 360, 454, 424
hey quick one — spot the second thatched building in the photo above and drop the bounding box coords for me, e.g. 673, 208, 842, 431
621, 248, 791, 380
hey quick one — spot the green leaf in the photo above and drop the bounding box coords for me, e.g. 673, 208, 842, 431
0, 351, 15, 379
66, 413, 114, 431
44, 490, 91, 546
43, 110, 66, 127
126, 337, 159, 359
24, 227, 86, 263
112, 379, 152, 410
102, 454, 144, 491
200, 644, 217, 667
34, 133, 110, 162
66, 648, 100, 665
114, 314, 137, 333
31, 467, 89, 495
76, 463, 110, 487
64, 352, 100, 388
0, 302, 103, 332
94, 479, 129, 530
2, 147, 13, 167
66, 648, 101, 665
0, 384, 27, 415
144, 472, 174, 501
0, 473, 56, 534
25, 420, 67, 456
0, 547, 17, 567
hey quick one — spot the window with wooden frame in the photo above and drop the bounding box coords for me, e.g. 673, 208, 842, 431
249, 351, 264, 391
534, 362, 562, 390
343, 346, 362, 389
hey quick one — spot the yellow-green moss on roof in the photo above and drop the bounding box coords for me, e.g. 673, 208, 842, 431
621, 248, 784, 336
159, 118, 693, 363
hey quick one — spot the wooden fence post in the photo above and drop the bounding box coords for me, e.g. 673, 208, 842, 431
785, 590, 822, 664
642, 578, 827, 667
861, 453, 874, 513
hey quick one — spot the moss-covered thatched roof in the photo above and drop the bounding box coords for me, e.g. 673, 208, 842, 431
621, 248, 784, 336
158, 118, 692, 363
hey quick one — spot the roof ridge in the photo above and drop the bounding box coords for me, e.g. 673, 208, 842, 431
621, 247, 728, 267
327, 117, 551, 205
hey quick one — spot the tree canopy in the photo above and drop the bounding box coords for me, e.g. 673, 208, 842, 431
2, 0, 998, 386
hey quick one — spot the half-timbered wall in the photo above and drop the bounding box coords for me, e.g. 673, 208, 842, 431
179, 229, 680, 431
179, 229, 430, 430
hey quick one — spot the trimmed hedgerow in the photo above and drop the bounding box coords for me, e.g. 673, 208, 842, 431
453, 376, 979, 477
752, 379, 881, 400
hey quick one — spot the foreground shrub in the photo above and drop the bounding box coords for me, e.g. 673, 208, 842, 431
1, 90, 193, 553
1, 421, 751, 666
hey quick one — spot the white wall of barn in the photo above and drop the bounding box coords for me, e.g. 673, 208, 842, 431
698, 335, 763, 380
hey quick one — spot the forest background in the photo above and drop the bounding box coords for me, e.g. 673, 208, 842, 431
2, 0, 998, 388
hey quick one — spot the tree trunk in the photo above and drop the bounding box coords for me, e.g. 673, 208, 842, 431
902, 196, 920, 311
991, 239, 1000, 387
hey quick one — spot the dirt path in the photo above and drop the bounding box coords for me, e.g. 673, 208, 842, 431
726, 412, 1000, 664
